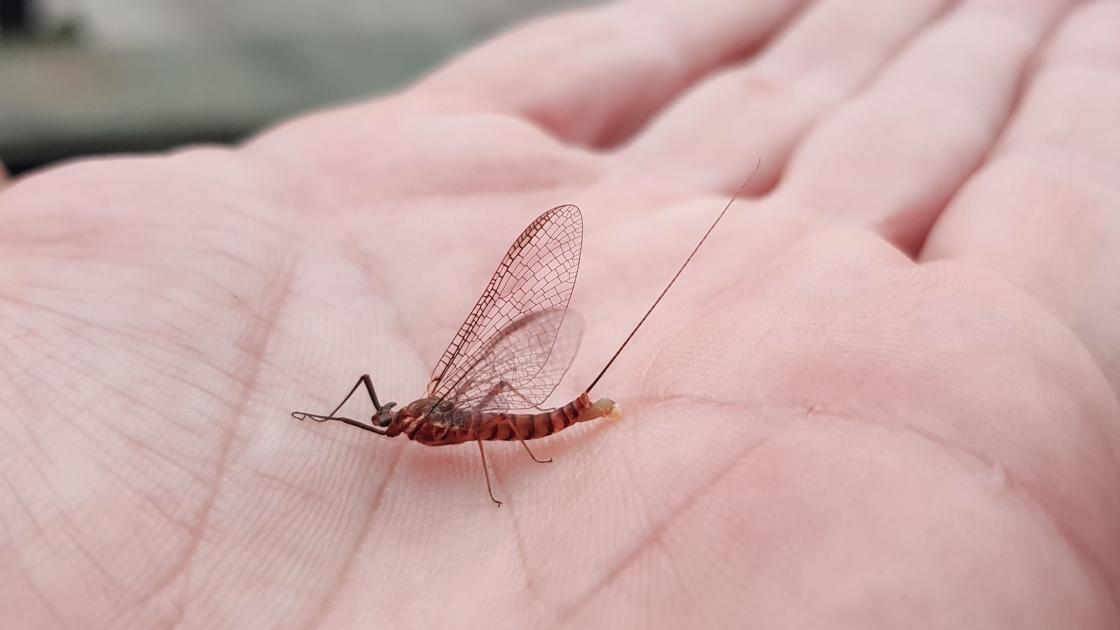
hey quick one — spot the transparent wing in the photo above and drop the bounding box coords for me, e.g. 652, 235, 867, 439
438, 308, 583, 417
426, 204, 583, 413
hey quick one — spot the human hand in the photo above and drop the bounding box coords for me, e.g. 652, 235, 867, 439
2, 1, 1118, 627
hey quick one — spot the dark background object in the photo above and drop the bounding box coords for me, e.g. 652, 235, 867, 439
0, 0, 594, 175
0, 0, 32, 33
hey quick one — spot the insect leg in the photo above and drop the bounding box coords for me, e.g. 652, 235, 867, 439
476, 439, 503, 507
323, 374, 382, 416
291, 375, 387, 433
291, 374, 380, 420
504, 418, 553, 464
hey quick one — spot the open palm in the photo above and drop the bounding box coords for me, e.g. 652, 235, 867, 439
3, 1, 1119, 628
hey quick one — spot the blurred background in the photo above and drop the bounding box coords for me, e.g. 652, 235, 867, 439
0, 0, 595, 175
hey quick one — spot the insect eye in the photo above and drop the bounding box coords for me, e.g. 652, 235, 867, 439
378, 415, 392, 428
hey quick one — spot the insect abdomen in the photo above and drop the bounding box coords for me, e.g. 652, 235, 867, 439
479, 393, 620, 442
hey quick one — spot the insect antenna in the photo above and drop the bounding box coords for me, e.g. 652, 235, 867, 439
584, 159, 761, 395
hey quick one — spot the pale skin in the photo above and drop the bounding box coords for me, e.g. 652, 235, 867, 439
1, 0, 1119, 627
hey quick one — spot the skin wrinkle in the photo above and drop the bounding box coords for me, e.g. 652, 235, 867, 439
935, 255, 1120, 469
508, 494, 540, 599
880, 415, 1120, 616
0, 516, 66, 628
808, 407, 1120, 618
1, 285, 208, 364
5, 434, 130, 611
0, 427, 58, 540
609, 463, 698, 626
52, 504, 125, 602
564, 397, 1118, 624
243, 465, 328, 505
0, 370, 55, 468
22, 362, 130, 476
555, 415, 778, 626
616, 432, 654, 534
663, 390, 1120, 611
7, 277, 260, 415
122, 329, 246, 391
110, 597, 185, 630
106, 436, 207, 538
297, 443, 404, 630
654, 529, 690, 621
0, 315, 19, 364
58, 437, 153, 601
152, 259, 296, 628
0, 468, 47, 538
337, 230, 430, 382
9, 323, 211, 440
0, 292, 122, 338
79, 440, 196, 535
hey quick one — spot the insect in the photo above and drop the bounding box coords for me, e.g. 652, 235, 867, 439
292, 164, 759, 505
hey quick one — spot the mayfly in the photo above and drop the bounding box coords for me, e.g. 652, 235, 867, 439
292, 165, 759, 505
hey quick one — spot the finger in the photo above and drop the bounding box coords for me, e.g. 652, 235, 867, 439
773, 0, 1081, 252
921, 1, 1120, 392
615, 0, 956, 197
416, 0, 808, 148
245, 1, 804, 208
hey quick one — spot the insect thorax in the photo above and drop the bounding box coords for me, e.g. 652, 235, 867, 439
397, 397, 472, 434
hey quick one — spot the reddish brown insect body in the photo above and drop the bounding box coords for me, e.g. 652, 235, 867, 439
292, 164, 756, 505
387, 392, 619, 446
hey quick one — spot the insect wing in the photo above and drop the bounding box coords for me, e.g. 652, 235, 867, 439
438, 308, 584, 417
427, 204, 583, 413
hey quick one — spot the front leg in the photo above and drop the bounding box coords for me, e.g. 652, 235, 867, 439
290, 374, 386, 434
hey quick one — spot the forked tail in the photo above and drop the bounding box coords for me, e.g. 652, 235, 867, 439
584, 159, 761, 395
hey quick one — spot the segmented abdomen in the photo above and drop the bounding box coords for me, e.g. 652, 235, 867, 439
476, 392, 595, 441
